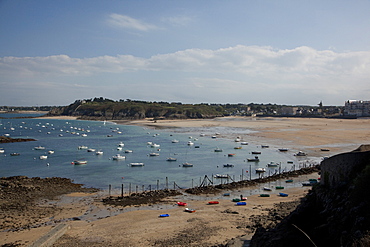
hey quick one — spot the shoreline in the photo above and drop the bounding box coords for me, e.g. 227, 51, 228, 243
0, 171, 318, 247
1, 115, 368, 246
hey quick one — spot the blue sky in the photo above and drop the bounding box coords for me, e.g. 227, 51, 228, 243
1, 0, 370, 106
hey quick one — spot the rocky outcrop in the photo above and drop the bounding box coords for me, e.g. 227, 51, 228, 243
249, 145, 370, 247
0, 136, 36, 143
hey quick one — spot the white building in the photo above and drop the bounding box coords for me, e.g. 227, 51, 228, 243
344, 100, 370, 117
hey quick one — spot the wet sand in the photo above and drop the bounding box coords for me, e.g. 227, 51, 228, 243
122, 116, 370, 157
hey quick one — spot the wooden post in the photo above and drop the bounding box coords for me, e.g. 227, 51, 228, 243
250, 164, 252, 180
157, 180, 159, 191
121, 184, 123, 197
129, 183, 131, 195
166, 177, 168, 190
192, 179, 194, 188
242, 169, 244, 181
109, 184, 111, 197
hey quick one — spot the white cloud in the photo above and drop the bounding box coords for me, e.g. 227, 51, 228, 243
107, 13, 158, 31
1, 45, 370, 105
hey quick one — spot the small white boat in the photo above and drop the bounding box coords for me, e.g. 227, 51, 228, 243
117, 147, 123, 151
124, 150, 133, 153
214, 174, 229, 178
129, 162, 144, 167
151, 143, 160, 148
112, 154, 125, 160
172, 139, 179, 143
149, 152, 160, 156
95, 151, 104, 155
256, 168, 266, 173
182, 162, 193, 167
118, 142, 125, 147
0, 148, 5, 154
166, 157, 177, 161
73, 160, 87, 165
187, 141, 194, 146
78, 145, 88, 150
263, 187, 272, 191
214, 148, 223, 152
39, 155, 48, 160
87, 148, 96, 152
240, 142, 248, 145
34, 146, 45, 150
81, 134, 87, 137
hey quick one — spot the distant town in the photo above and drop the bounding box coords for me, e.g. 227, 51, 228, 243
1, 98, 369, 118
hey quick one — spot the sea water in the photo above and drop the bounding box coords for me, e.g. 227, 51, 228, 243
0, 114, 319, 191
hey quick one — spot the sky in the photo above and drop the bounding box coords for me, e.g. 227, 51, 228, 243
1, 0, 370, 106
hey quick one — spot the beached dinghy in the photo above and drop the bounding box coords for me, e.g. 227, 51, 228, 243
279, 193, 288, 197
177, 202, 187, 206
184, 208, 196, 213
208, 201, 219, 205
159, 214, 170, 217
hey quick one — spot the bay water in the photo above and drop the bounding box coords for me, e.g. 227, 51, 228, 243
0, 114, 318, 191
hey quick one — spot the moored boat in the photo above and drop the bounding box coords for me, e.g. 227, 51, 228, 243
166, 157, 177, 161
112, 154, 125, 160
39, 155, 48, 160
73, 160, 87, 165
256, 168, 266, 173
34, 146, 45, 150
223, 164, 234, 167
251, 151, 261, 154
214, 174, 229, 178
177, 202, 187, 206
247, 156, 259, 162
228, 153, 236, 157
236, 202, 247, 206
295, 151, 307, 156
129, 162, 144, 167
267, 162, 279, 167
182, 162, 193, 167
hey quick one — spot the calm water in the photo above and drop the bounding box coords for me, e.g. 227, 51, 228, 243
0, 114, 318, 191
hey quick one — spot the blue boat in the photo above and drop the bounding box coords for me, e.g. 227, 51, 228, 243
279, 193, 288, 197
159, 214, 170, 217
236, 202, 247, 206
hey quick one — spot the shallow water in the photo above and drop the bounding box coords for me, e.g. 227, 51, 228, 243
0, 114, 320, 191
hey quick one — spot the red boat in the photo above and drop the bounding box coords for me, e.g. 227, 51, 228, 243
208, 201, 219, 205
177, 202, 187, 206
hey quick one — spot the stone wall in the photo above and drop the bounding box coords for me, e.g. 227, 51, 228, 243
320, 144, 370, 188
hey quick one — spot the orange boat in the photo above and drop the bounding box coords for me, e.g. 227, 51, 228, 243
208, 201, 219, 205
177, 202, 187, 206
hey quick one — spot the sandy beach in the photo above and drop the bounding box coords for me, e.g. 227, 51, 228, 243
1, 116, 369, 246
123, 116, 370, 157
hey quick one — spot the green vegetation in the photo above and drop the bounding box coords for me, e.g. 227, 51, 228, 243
46, 97, 344, 120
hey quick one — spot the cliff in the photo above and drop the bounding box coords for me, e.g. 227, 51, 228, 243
249, 144, 370, 247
